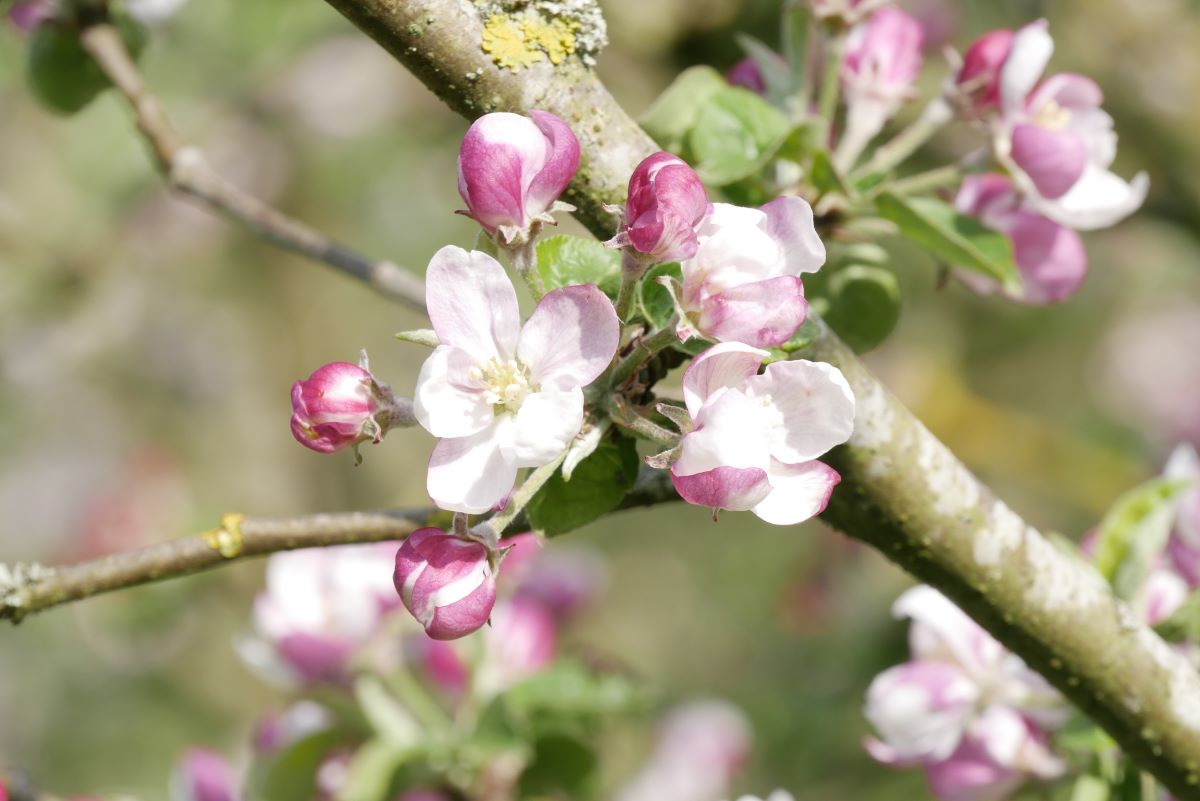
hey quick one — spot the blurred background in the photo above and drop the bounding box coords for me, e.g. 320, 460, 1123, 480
1, 0, 1198, 797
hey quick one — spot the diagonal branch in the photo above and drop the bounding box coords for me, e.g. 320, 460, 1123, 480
318, 0, 1200, 795
78, 21, 427, 313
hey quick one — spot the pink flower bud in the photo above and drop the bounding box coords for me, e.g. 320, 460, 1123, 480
171, 749, 239, 801
955, 29, 1015, 110
611, 152, 709, 263
8, 1, 52, 32
393, 528, 497, 640
726, 57, 766, 95
290, 362, 398, 454
456, 110, 580, 240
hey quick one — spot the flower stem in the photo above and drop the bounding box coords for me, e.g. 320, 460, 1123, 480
614, 250, 651, 323
606, 397, 680, 446
475, 449, 569, 542
813, 30, 846, 153
851, 96, 954, 180
508, 240, 546, 301
883, 164, 962, 197
609, 322, 681, 389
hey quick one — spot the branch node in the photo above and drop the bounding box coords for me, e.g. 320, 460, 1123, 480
202, 512, 246, 559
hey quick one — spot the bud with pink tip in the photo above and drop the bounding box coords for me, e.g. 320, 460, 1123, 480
290, 361, 412, 456
954, 29, 1015, 112
393, 528, 497, 640
954, 173, 1087, 304
170, 749, 239, 801
608, 152, 709, 264
726, 57, 766, 95
457, 110, 580, 244
838, 8, 924, 163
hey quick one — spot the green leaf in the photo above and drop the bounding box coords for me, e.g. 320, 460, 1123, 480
1093, 477, 1193, 599
526, 435, 639, 537
777, 318, 821, 353
338, 739, 415, 801
26, 16, 145, 115
639, 262, 683, 329
517, 733, 598, 799
819, 265, 901, 354
1069, 774, 1112, 801
874, 191, 1020, 291
639, 65, 728, 153
810, 150, 850, 196
537, 235, 622, 299
1155, 589, 1200, 643
251, 730, 349, 801
354, 675, 421, 746
689, 86, 792, 185
501, 661, 642, 732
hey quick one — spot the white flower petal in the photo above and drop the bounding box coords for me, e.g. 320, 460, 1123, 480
427, 424, 518, 514
414, 346, 493, 438
752, 459, 840, 525
505, 388, 584, 467
681, 342, 769, 418
673, 390, 773, 476
999, 20, 1053, 116
1034, 165, 1148, 230
749, 359, 856, 463
425, 245, 521, 363
517, 285, 619, 390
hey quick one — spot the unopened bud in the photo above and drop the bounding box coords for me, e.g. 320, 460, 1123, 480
290, 361, 411, 455
609, 152, 709, 263
393, 528, 497, 640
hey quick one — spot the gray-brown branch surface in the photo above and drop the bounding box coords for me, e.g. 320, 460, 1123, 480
318, 0, 1200, 794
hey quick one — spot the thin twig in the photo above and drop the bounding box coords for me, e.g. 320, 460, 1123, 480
77, 22, 427, 313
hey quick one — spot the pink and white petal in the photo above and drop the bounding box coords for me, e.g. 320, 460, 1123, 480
414, 346, 493, 438
517, 284, 619, 389
680, 342, 768, 417
671, 465, 772, 512
923, 735, 1023, 801
955, 174, 1020, 219
458, 113, 549, 229
697, 276, 808, 348
894, 586, 1006, 678
525, 110, 581, 213
1035, 165, 1148, 230
761, 196, 826, 275
1027, 72, 1103, 115
865, 660, 979, 762
752, 459, 840, 525
674, 390, 774, 476
504, 387, 584, 467
999, 20, 1053, 116
1166, 444, 1200, 547
1006, 212, 1087, 305
1010, 124, 1087, 200
749, 359, 856, 463
427, 425, 518, 514
426, 245, 521, 363
864, 737, 922, 768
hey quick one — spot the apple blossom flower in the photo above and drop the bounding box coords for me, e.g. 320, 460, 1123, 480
607, 152, 709, 263
616, 701, 752, 801
955, 29, 1016, 112
475, 597, 558, 695
978, 21, 1148, 230
170, 749, 239, 801
413, 246, 619, 513
954, 174, 1087, 304
393, 528, 497, 640
237, 543, 401, 685
669, 343, 854, 525
838, 8, 924, 163
457, 110, 580, 244
290, 361, 412, 456
864, 586, 1067, 800
673, 199, 825, 347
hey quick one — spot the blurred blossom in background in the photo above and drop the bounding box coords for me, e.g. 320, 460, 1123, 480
2, 0, 1200, 798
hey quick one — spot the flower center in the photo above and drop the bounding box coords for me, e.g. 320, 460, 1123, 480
1033, 99, 1071, 131
468, 356, 535, 414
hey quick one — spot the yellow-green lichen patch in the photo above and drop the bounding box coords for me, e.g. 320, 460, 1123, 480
481, 11, 580, 70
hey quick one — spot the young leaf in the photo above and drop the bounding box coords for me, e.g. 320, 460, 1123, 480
820, 265, 902, 354
689, 87, 792, 186
639, 65, 728, 153
537, 235, 622, 299
526, 435, 639, 537
1093, 477, 1192, 600
874, 191, 1021, 291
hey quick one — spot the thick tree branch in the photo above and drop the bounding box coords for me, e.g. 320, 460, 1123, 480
317, 1, 1200, 795
78, 22, 427, 313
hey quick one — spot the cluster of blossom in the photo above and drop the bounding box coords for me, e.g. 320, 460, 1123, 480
728, 6, 1146, 305
864, 445, 1200, 801
290, 102, 856, 638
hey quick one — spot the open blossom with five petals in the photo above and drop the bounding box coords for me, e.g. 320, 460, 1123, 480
456, 110, 580, 244
669, 343, 855, 525
237, 544, 401, 685
608, 152, 709, 263
414, 246, 619, 513
954, 174, 1087, 304
864, 586, 1067, 801
839, 7, 924, 160
393, 528, 497, 640
675, 198, 825, 348
972, 20, 1148, 230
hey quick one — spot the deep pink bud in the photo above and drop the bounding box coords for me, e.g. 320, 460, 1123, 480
726, 57, 766, 95
171, 749, 239, 801
613, 152, 709, 263
7, 1, 52, 33
393, 528, 497, 640
456, 110, 580, 239
290, 362, 401, 454
955, 29, 1015, 110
